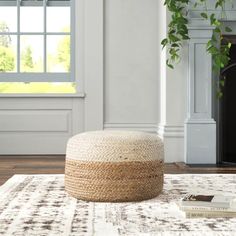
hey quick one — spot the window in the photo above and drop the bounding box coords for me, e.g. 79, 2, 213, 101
0, 0, 74, 88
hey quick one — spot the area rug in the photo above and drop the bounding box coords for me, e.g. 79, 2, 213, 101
0, 174, 236, 236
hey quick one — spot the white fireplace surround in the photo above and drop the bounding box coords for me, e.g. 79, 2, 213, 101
183, 4, 236, 164
185, 20, 216, 164
157, 1, 236, 164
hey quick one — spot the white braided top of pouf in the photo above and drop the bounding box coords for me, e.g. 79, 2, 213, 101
66, 130, 163, 162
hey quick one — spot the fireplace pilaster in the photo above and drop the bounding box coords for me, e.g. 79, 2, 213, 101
185, 22, 216, 164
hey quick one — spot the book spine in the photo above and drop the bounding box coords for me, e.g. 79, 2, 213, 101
185, 211, 236, 218
181, 202, 229, 208
180, 205, 235, 212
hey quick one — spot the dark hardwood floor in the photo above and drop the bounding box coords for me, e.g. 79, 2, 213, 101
0, 156, 236, 186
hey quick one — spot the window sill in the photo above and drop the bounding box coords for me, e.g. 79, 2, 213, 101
0, 92, 86, 98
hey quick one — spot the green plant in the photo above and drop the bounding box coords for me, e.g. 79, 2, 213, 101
0, 22, 12, 48
0, 46, 15, 72
161, 0, 232, 97
0, 21, 15, 72
21, 46, 34, 72
57, 35, 70, 72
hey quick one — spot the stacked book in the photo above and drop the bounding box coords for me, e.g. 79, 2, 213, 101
179, 194, 236, 218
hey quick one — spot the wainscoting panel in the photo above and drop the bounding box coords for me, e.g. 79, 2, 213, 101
0, 110, 71, 132
0, 97, 84, 155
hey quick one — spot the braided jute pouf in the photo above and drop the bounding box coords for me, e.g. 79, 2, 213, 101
65, 131, 164, 202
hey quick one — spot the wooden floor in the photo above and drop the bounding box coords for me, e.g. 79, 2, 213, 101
0, 156, 236, 186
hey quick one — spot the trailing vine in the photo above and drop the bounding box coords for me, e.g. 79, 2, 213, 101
161, 0, 232, 97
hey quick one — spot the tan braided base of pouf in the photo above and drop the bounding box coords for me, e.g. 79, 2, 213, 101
65, 159, 164, 202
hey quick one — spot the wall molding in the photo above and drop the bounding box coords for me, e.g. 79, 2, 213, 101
157, 124, 185, 163
157, 124, 184, 138
104, 123, 185, 138
104, 123, 158, 133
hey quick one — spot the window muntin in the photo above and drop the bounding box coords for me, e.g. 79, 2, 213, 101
0, 0, 74, 82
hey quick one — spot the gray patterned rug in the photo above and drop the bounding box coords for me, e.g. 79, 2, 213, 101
0, 174, 236, 236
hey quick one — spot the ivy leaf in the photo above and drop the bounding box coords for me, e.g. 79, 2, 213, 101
207, 40, 213, 48
207, 45, 218, 55
161, 38, 168, 48
225, 26, 232, 32
166, 60, 174, 69
169, 34, 180, 42
167, 64, 174, 69
169, 29, 176, 34
214, 27, 221, 33
171, 43, 179, 48
215, 1, 223, 9
210, 13, 216, 24
200, 12, 208, 19
182, 35, 190, 40
211, 34, 217, 42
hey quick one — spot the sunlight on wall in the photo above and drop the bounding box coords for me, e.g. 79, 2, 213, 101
0, 82, 76, 93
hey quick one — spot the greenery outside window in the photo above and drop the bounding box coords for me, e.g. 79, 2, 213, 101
0, 0, 75, 93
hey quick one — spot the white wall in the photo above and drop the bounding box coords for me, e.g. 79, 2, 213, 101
103, 0, 187, 162
104, 0, 159, 131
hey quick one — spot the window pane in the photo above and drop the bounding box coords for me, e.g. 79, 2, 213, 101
0, 36, 17, 72
0, 7, 17, 32
20, 7, 43, 32
20, 35, 43, 72
47, 35, 70, 73
47, 7, 70, 32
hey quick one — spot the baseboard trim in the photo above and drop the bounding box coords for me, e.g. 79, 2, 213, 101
157, 124, 184, 138
103, 123, 157, 133
103, 123, 185, 137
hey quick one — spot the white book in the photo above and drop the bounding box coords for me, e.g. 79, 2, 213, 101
179, 205, 236, 213
181, 194, 236, 208
185, 210, 236, 218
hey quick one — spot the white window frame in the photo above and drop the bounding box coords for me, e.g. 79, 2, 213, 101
0, 0, 75, 82
0, 0, 103, 131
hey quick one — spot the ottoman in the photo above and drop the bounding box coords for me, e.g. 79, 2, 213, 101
65, 131, 164, 202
